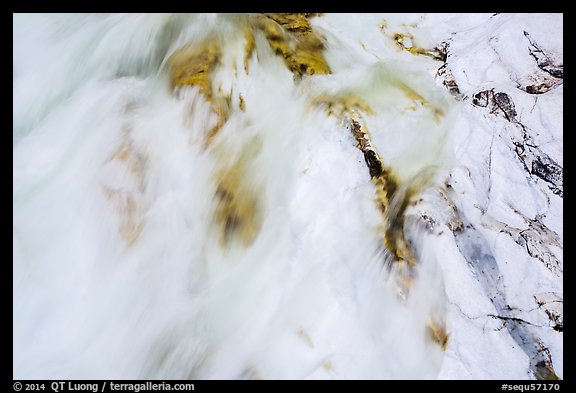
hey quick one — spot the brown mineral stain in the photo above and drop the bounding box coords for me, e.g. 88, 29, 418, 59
398, 82, 444, 121
244, 28, 256, 74
393, 32, 446, 61
204, 95, 231, 148
379, 21, 387, 32
399, 82, 428, 106
535, 363, 559, 380
110, 140, 147, 191
314, 94, 374, 117
168, 40, 230, 146
240, 364, 263, 380
118, 196, 145, 246
427, 316, 449, 350
297, 328, 315, 348
214, 166, 260, 247
102, 185, 146, 247
168, 40, 220, 96
348, 117, 422, 296
213, 139, 262, 248
111, 144, 130, 162
253, 13, 331, 78
102, 136, 148, 246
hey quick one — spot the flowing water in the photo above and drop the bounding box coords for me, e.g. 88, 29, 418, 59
14, 13, 457, 379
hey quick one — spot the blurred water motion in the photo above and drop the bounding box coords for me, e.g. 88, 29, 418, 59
13, 13, 454, 379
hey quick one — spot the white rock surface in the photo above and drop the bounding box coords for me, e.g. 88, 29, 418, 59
13, 13, 562, 379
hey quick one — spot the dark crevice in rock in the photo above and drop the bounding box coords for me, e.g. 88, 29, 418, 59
531, 155, 562, 190
489, 314, 541, 327
471, 89, 563, 197
493, 92, 517, 121
436, 42, 464, 99
517, 31, 564, 95
515, 123, 563, 197
534, 293, 563, 333
484, 209, 562, 277
445, 187, 560, 380
435, 41, 449, 63
517, 228, 562, 277
347, 117, 423, 299
472, 90, 491, 107
437, 64, 462, 98
523, 31, 563, 79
